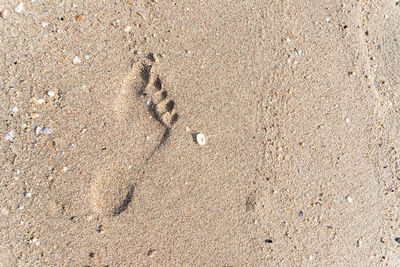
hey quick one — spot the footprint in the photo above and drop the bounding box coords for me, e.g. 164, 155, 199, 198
89, 56, 178, 217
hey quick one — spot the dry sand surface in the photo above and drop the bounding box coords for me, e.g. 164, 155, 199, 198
1, 0, 400, 266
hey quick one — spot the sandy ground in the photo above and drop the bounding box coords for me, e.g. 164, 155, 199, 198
1, 0, 400, 266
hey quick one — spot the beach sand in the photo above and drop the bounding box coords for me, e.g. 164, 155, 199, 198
1, 0, 400, 265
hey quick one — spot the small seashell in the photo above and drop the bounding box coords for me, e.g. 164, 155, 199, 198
5, 131, 14, 140
73, 56, 81, 64
41, 128, 52, 135
35, 126, 42, 135
0, 9, 8, 19
14, 3, 23, 13
196, 133, 206, 145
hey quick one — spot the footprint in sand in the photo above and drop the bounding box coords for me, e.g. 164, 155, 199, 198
89, 56, 178, 217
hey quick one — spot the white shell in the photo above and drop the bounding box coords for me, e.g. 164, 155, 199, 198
196, 133, 206, 145
14, 3, 23, 13
5, 131, 14, 140
73, 56, 81, 64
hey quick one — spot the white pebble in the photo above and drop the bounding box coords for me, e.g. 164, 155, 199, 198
12, 107, 18, 112
47, 91, 55, 97
40, 21, 48, 27
345, 118, 351, 124
84, 55, 90, 60
25, 192, 31, 198
19, 220, 24, 225
5, 131, 14, 141
124, 26, 132, 32
73, 56, 81, 64
62, 167, 68, 172
36, 98, 45, 104
347, 196, 353, 203
41, 128, 52, 134
14, 2, 23, 13
196, 133, 206, 145
145, 135, 150, 141
357, 240, 362, 247
146, 99, 151, 105
35, 126, 42, 135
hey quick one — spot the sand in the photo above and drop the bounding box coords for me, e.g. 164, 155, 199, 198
1, 0, 400, 266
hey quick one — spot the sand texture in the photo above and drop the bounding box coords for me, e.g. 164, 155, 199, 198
1, 0, 400, 266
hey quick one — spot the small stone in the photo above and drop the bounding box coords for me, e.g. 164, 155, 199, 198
196, 133, 206, 145
357, 240, 362, 247
12, 107, 18, 112
19, 220, 24, 225
112, 19, 120, 27
40, 21, 48, 27
5, 131, 14, 140
145, 135, 150, 141
1, 208, 9, 216
62, 167, 68, 172
14, 3, 23, 13
345, 118, 351, 124
41, 128, 52, 134
47, 91, 55, 97
73, 56, 81, 64
299, 211, 304, 217
264, 239, 273, 243
395, 238, 400, 243
35, 98, 45, 104
124, 25, 131, 32
32, 112, 40, 118
147, 249, 156, 257
0, 9, 8, 19
84, 55, 90, 60
347, 196, 353, 203
25, 192, 31, 198
35, 126, 42, 135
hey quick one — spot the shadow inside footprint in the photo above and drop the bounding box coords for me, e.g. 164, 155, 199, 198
137, 64, 152, 96
113, 184, 135, 216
